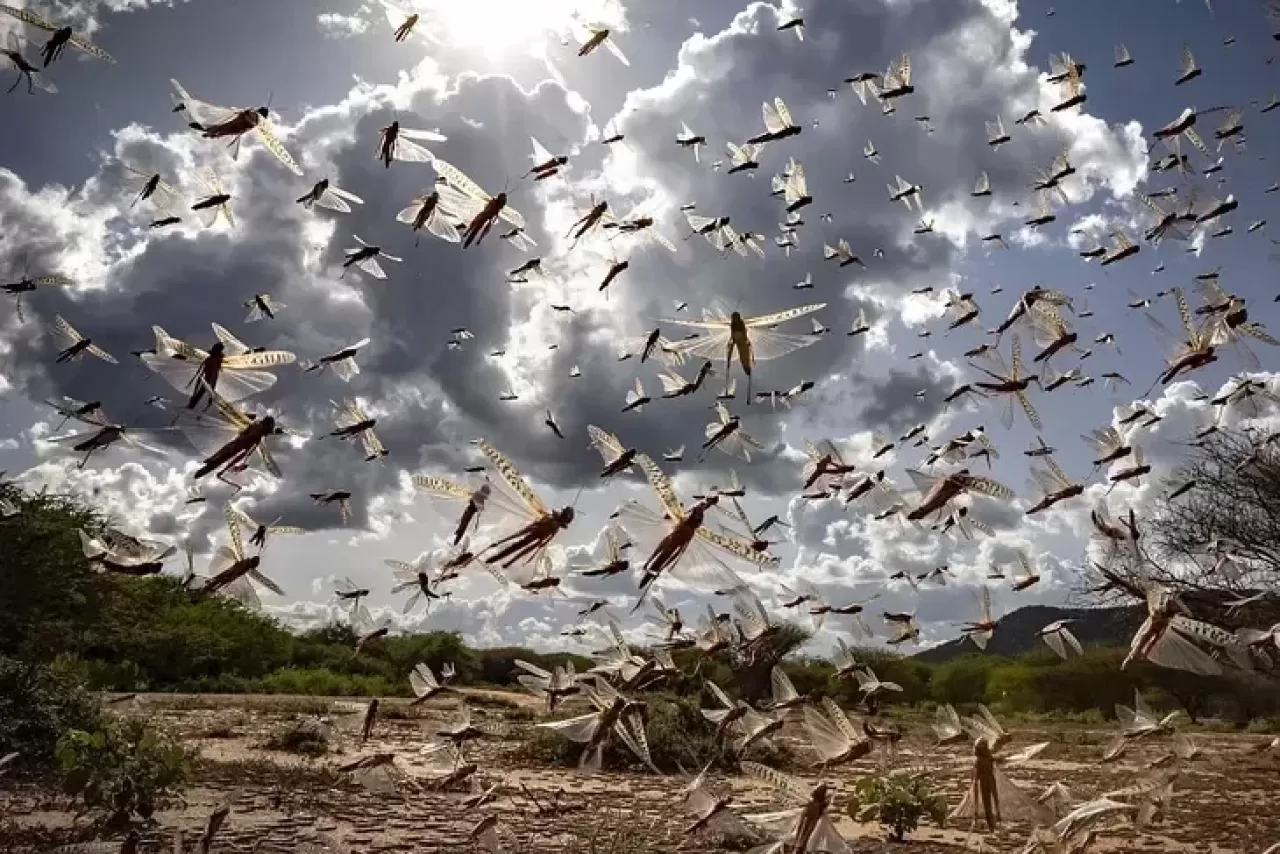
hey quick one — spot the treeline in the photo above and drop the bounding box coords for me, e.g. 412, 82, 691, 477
4, 485, 1279, 725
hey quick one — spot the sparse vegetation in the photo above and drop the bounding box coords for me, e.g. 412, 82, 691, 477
54, 716, 191, 828
848, 770, 949, 842
0, 656, 105, 773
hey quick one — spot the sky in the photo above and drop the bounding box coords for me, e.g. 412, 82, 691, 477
2, 0, 1279, 655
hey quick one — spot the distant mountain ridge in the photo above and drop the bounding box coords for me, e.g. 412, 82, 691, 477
912, 603, 1145, 663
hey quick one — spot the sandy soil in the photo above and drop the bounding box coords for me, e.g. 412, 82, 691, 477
2, 692, 1277, 853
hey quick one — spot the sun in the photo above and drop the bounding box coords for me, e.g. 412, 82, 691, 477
421, 0, 622, 57
424, 0, 573, 54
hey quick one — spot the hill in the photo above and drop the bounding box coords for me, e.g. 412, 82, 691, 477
912, 603, 1145, 663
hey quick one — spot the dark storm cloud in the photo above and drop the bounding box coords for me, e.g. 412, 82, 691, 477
0, 67, 606, 531
856, 365, 960, 433
502, 0, 1142, 498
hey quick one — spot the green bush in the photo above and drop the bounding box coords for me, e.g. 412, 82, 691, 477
931, 656, 993, 706
847, 771, 948, 842
986, 664, 1038, 712
0, 656, 104, 772
253, 667, 397, 697
642, 693, 730, 772
54, 716, 190, 827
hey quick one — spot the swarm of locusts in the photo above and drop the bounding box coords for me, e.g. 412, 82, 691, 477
6, 0, 1280, 850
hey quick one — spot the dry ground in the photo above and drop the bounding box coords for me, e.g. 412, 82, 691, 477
2, 691, 1277, 853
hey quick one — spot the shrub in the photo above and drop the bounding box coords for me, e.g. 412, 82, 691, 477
0, 656, 104, 773
513, 694, 731, 773
262, 718, 330, 757
466, 692, 519, 711
847, 771, 948, 842
642, 693, 729, 772
55, 716, 190, 827
511, 726, 580, 767
253, 667, 396, 697
930, 656, 992, 706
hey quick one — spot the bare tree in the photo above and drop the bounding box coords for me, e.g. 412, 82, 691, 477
1084, 427, 1280, 631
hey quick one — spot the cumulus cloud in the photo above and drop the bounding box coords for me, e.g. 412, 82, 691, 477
0, 0, 1270, 654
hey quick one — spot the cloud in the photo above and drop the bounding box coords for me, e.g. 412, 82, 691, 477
316, 12, 369, 40
4, 0, 1263, 657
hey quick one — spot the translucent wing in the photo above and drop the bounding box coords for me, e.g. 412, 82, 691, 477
224, 504, 246, 562
771, 666, 799, 704
1147, 624, 1223, 675
601, 32, 630, 67
382, 0, 413, 27
803, 703, 853, 762
360, 430, 386, 460
661, 328, 732, 361
1180, 44, 1197, 76
774, 97, 793, 128
536, 712, 601, 743
411, 474, 475, 502
170, 79, 240, 128
435, 184, 487, 220
524, 137, 556, 169
635, 453, 685, 520
962, 474, 1015, 500
587, 425, 627, 465
434, 158, 493, 205
52, 314, 84, 348
1045, 456, 1071, 487
254, 122, 304, 176
2, 8, 116, 62
935, 703, 963, 739
400, 127, 447, 143
762, 99, 786, 133
696, 524, 778, 569
391, 135, 436, 164
1, 5, 59, 33
747, 329, 821, 362
356, 256, 387, 279
318, 184, 363, 212
225, 348, 295, 369
64, 31, 114, 63
744, 303, 826, 328
475, 440, 549, 519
